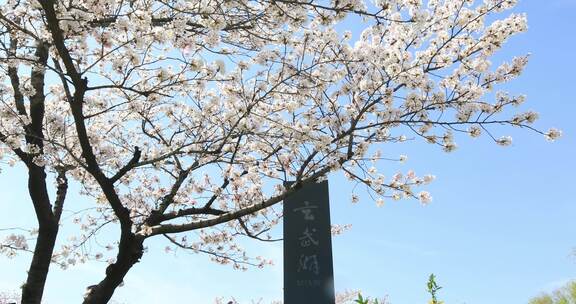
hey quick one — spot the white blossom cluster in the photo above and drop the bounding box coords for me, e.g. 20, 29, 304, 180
0, 0, 559, 277
0, 290, 20, 304
0, 234, 29, 257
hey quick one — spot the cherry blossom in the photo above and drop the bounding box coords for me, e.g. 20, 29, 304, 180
0, 0, 559, 303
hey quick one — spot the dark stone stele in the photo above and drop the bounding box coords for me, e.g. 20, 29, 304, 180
283, 180, 335, 304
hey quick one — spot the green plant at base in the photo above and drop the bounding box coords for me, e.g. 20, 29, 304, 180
354, 293, 382, 304
427, 273, 445, 304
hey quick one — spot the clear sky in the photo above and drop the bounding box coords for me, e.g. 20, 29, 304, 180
1, 1, 575, 303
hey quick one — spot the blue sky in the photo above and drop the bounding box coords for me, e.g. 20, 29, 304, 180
1, 1, 575, 303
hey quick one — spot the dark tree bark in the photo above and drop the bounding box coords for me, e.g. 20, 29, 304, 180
20, 165, 69, 304
37, 3, 147, 303
21, 214, 58, 304
16, 40, 65, 304
82, 234, 144, 304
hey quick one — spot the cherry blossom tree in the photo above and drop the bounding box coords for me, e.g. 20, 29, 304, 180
0, 0, 560, 303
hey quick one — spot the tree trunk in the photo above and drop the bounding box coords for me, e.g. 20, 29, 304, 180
20, 222, 58, 304
17, 40, 56, 304
20, 164, 60, 304
82, 233, 144, 304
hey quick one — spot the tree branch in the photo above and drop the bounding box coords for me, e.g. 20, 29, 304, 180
148, 167, 331, 236
38, 0, 83, 85
156, 206, 228, 223
53, 168, 69, 223
109, 147, 141, 184
237, 217, 281, 242
6, 34, 27, 116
